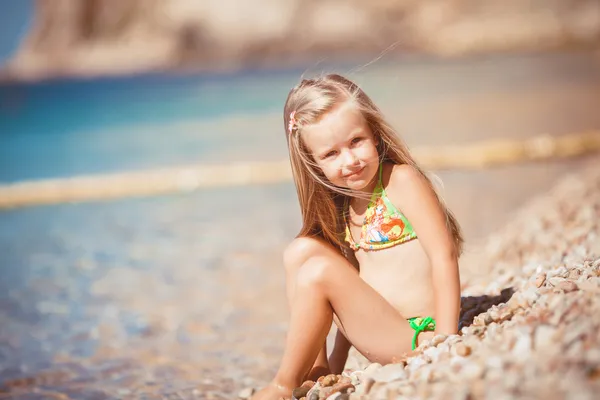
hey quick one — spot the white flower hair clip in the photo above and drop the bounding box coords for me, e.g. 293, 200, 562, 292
288, 111, 297, 135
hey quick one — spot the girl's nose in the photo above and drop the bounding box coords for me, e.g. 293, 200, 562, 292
341, 149, 359, 166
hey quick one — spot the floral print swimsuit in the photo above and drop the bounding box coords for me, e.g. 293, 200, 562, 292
344, 163, 417, 251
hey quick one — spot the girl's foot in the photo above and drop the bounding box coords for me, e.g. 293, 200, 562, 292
251, 382, 293, 400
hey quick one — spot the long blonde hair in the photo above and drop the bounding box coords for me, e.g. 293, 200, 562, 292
283, 74, 463, 255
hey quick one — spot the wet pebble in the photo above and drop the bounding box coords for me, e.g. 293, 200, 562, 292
238, 387, 255, 399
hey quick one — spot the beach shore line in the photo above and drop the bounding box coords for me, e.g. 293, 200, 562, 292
1, 130, 599, 210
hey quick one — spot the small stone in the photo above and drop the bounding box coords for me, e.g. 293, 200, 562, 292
506, 298, 522, 312
488, 308, 500, 321
319, 386, 333, 398
305, 383, 321, 400
548, 277, 566, 287
577, 280, 600, 293
556, 280, 578, 292
437, 351, 452, 363
568, 269, 581, 279
460, 362, 484, 380
406, 357, 428, 372
534, 325, 558, 350
485, 355, 504, 370
453, 343, 471, 357
430, 334, 447, 346
535, 273, 546, 287
472, 315, 485, 326
585, 349, 600, 363
521, 287, 541, 305
512, 334, 533, 360
411, 365, 434, 382
423, 346, 442, 362
238, 387, 255, 399
368, 364, 408, 382
486, 322, 501, 337
318, 374, 338, 387
483, 313, 493, 325
329, 381, 354, 395
361, 377, 375, 394
349, 373, 361, 386
292, 385, 311, 399
363, 363, 382, 375
497, 307, 514, 323
337, 376, 351, 385
464, 325, 485, 336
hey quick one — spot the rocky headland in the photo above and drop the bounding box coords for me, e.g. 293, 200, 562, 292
2, 0, 600, 81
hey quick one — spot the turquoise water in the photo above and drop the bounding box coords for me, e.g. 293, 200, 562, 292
0, 70, 304, 183
6, 51, 594, 184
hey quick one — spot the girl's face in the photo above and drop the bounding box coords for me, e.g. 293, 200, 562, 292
302, 102, 380, 191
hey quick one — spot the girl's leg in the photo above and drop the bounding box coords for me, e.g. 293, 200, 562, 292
253, 237, 416, 399
283, 239, 332, 381
253, 238, 335, 399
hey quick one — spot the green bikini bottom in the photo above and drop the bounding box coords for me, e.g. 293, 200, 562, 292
407, 316, 436, 350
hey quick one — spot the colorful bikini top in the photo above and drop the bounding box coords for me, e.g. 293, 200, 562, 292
344, 164, 418, 251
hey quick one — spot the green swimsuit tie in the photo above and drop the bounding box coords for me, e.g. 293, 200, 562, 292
408, 317, 436, 350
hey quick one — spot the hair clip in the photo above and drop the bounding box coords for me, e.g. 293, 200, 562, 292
288, 111, 297, 134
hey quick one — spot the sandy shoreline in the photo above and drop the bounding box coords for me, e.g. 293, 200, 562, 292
1, 131, 598, 210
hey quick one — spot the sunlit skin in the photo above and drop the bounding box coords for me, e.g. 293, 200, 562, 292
252, 101, 460, 400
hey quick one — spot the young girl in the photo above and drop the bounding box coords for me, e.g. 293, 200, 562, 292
253, 74, 463, 399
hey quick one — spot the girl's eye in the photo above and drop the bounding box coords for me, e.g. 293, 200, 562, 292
323, 151, 337, 159
351, 137, 362, 145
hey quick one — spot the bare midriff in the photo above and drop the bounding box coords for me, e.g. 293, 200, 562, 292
354, 238, 436, 320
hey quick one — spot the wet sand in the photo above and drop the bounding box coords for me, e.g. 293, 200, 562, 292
1, 50, 599, 399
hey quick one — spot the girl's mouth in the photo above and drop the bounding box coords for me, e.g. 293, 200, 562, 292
345, 166, 365, 179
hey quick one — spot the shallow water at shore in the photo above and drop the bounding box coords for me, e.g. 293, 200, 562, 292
1, 50, 600, 398
0, 184, 299, 398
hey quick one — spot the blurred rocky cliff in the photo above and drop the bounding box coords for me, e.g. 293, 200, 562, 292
3, 0, 600, 80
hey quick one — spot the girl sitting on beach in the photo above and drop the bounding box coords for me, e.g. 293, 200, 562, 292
253, 74, 463, 399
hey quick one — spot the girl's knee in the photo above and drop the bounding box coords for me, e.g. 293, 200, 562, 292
295, 256, 333, 289
283, 237, 325, 272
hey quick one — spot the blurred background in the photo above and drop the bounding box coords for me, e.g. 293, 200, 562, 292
1, 1, 599, 399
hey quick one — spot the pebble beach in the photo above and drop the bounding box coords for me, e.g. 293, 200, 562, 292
281, 157, 600, 400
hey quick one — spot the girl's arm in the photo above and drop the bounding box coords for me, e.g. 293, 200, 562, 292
386, 165, 461, 335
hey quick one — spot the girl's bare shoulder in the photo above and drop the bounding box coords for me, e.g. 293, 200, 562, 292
382, 162, 423, 193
